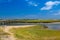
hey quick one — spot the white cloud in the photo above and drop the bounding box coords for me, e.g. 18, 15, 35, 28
28, 1, 38, 7
54, 13, 60, 15
52, 10, 60, 16
26, 1, 38, 7
41, 1, 60, 10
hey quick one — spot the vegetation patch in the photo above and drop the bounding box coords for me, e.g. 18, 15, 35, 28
10, 25, 60, 40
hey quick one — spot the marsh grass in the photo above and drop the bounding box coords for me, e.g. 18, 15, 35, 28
10, 25, 60, 40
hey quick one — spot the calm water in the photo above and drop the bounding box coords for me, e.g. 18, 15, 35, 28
40, 23, 60, 30
0, 22, 60, 30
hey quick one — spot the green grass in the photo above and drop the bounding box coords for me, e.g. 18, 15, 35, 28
10, 25, 60, 40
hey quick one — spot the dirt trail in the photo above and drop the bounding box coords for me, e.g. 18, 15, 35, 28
1, 25, 35, 40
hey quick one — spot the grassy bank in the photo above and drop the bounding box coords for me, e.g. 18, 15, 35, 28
10, 25, 60, 40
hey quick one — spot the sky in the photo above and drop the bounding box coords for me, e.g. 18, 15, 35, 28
0, 0, 60, 19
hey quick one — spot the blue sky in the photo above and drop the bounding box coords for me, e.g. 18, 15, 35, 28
0, 0, 60, 19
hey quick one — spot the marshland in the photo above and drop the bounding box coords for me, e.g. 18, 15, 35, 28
0, 19, 60, 40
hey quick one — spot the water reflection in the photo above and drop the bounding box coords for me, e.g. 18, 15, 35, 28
40, 23, 60, 30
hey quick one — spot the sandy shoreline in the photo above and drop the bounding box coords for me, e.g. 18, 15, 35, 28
1, 25, 35, 32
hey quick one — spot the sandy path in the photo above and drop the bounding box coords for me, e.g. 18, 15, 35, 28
1, 25, 35, 40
